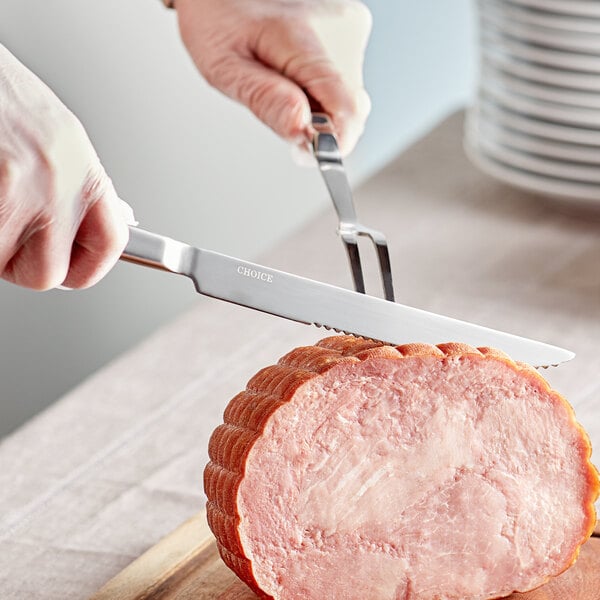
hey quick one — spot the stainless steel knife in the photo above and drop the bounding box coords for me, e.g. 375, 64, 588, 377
120, 226, 574, 368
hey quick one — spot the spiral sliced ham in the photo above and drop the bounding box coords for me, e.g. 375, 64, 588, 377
204, 336, 599, 600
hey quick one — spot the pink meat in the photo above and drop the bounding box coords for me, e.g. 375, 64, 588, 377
204, 336, 599, 600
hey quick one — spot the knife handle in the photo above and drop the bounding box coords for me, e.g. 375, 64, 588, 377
121, 226, 192, 275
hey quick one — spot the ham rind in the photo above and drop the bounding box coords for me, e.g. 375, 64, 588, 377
204, 336, 599, 600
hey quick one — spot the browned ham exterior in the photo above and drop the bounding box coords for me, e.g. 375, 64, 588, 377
204, 336, 599, 600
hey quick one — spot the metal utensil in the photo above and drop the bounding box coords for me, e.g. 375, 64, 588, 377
121, 226, 574, 368
311, 113, 395, 302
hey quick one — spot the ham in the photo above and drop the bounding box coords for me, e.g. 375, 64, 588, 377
204, 336, 599, 600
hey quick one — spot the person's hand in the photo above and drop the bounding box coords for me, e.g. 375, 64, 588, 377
175, 0, 372, 156
0, 44, 133, 291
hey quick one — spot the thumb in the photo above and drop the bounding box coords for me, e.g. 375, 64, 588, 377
61, 167, 130, 289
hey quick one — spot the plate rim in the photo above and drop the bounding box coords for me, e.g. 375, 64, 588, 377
479, 0, 600, 33
506, 0, 600, 19
481, 64, 600, 109
481, 80, 600, 128
470, 126, 600, 183
480, 11, 600, 54
464, 134, 600, 204
482, 28, 600, 73
482, 45, 600, 91
468, 112, 600, 164
478, 97, 600, 146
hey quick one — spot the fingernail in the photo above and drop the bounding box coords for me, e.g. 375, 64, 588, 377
55, 285, 73, 291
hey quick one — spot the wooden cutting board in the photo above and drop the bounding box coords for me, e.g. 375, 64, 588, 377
91, 513, 600, 600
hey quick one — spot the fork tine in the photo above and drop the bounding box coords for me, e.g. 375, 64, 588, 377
312, 112, 395, 302
375, 240, 395, 302
360, 229, 395, 302
341, 235, 366, 295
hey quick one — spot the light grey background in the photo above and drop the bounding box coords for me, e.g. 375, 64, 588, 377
0, 0, 475, 437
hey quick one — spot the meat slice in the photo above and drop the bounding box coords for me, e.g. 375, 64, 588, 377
204, 336, 599, 600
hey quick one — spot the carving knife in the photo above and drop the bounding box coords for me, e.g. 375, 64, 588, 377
121, 226, 574, 368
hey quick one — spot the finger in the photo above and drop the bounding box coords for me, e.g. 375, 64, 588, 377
326, 88, 370, 156
205, 54, 314, 145
1, 218, 72, 290
52, 198, 134, 291
253, 51, 364, 155
254, 5, 372, 154
61, 188, 129, 290
302, 70, 370, 155
0, 160, 74, 290
0, 158, 33, 276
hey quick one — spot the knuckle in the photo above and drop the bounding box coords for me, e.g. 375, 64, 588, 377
81, 166, 110, 205
244, 78, 270, 114
98, 218, 129, 261
22, 221, 69, 291
248, 79, 289, 122
33, 257, 69, 292
276, 94, 307, 139
67, 268, 102, 290
34, 270, 68, 291
7, 255, 68, 292
204, 54, 245, 95
0, 157, 19, 196
0, 157, 21, 221
15, 212, 52, 250
39, 260, 70, 290
196, 56, 220, 86
78, 164, 115, 227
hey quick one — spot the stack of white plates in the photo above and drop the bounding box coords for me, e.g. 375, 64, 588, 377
466, 0, 600, 204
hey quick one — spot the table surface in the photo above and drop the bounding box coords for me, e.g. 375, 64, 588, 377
1, 112, 599, 599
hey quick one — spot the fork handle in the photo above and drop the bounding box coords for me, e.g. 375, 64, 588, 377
311, 113, 358, 225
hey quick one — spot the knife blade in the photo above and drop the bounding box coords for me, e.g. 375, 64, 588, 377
121, 226, 574, 368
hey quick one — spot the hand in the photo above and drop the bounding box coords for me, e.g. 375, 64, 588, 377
175, 0, 372, 155
0, 44, 133, 291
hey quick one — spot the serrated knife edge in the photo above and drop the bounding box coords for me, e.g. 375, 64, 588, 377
121, 227, 574, 369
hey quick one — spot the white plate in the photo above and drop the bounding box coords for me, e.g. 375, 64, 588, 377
506, 0, 600, 19
468, 111, 600, 164
481, 80, 600, 127
482, 45, 600, 92
464, 135, 600, 204
478, 97, 600, 146
480, 10, 600, 54
479, 0, 600, 34
470, 127, 600, 183
481, 28, 600, 73
481, 64, 600, 109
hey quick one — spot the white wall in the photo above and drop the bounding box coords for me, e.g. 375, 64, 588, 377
0, 0, 474, 437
